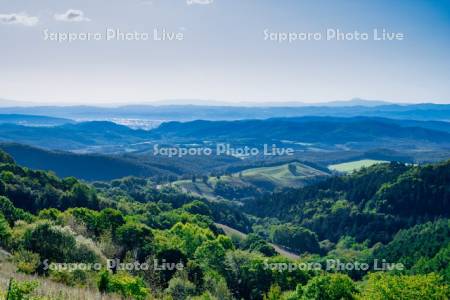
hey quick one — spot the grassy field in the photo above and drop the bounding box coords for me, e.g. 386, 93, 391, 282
172, 162, 329, 200
240, 162, 328, 188
328, 159, 388, 173
0, 260, 120, 300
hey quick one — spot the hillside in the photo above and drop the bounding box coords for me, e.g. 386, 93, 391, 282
0, 143, 175, 181
245, 161, 450, 245
328, 159, 389, 172
0, 143, 245, 181
239, 162, 329, 188
0, 117, 449, 159
172, 161, 329, 200
0, 121, 150, 152
0, 149, 449, 299
152, 117, 450, 146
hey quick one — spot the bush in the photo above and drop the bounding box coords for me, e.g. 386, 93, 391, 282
0, 150, 14, 164
0, 196, 34, 225
194, 239, 226, 272
116, 221, 154, 261
165, 276, 196, 300
182, 201, 212, 216
97, 271, 150, 300
264, 284, 283, 300
0, 212, 11, 247
270, 224, 320, 254
50, 269, 94, 287
13, 250, 40, 274
23, 222, 101, 264
301, 274, 357, 300
5, 279, 40, 300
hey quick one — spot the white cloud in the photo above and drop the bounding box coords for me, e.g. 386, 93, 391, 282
0, 13, 39, 26
187, 0, 214, 5
54, 9, 90, 22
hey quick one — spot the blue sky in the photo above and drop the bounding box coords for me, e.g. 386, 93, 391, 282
0, 0, 449, 104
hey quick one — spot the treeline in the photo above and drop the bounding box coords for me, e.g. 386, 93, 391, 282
245, 161, 450, 246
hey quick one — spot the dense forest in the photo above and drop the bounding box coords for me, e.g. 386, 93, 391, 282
0, 149, 449, 299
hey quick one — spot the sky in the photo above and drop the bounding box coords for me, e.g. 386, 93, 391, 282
0, 0, 449, 105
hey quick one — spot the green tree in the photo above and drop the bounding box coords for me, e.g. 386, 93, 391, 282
194, 239, 226, 272
243, 233, 276, 257
301, 274, 357, 300
224, 250, 273, 300
359, 272, 450, 300
23, 222, 99, 264
98, 208, 125, 233
270, 224, 320, 254
165, 276, 196, 300
411, 243, 450, 281
169, 222, 214, 257
264, 284, 282, 300
37, 208, 62, 222
116, 221, 154, 261
0, 212, 11, 247
182, 200, 212, 216
13, 250, 40, 274
102, 272, 150, 300
5, 279, 39, 300
0, 150, 14, 164
0, 196, 33, 225
23, 222, 76, 262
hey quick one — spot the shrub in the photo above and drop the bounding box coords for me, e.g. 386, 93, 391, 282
13, 250, 40, 274
301, 273, 357, 300
5, 279, 40, 300
165, 276, 196, 300
0, 212, 11, 247
107, 272, 150, 300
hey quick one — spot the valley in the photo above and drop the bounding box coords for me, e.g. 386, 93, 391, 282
0, 102, 449, 299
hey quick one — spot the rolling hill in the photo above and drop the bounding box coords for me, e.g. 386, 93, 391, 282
0, 121, 151, 152
151, 117, 450, 145
0, 114, 74, 126
172, 161, 330, 200
328, 159, 389, 173
0, 143, 244, 181
0, 143, 172, 181
0, 117, 447, 164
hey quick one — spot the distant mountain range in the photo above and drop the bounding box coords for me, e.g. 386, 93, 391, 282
1, 114, 449, 181
0, 102, 449, 121
0, 114, 74, 126
0, 121, 150, 152
0, 116, 448, 154
140, 98, 394, 107
0, 98, 396, 108
151, 116, 450, 144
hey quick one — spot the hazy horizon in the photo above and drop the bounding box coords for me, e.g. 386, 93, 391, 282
0, 97, 449, 108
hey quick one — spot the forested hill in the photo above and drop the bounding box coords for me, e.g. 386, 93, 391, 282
0, 150, 102, 214
1, 117, 450, 152
0, 149, 449, 299
151, 117, 450, 144
245, 161, 450, 245
0, 143, 175, 181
